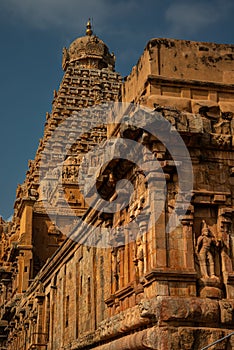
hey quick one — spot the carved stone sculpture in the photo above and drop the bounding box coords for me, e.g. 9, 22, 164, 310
196, 220, 218, 279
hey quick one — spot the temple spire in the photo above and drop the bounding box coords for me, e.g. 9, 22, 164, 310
86, 18, 93, 36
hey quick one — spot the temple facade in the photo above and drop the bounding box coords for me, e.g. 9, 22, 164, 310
1, 21, 234, 349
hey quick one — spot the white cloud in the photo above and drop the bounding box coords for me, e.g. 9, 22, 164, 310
165, 0, 233, 36
1, 0, 103, 30
0, 0, 139, 32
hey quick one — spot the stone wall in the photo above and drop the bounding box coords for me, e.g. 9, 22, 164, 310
1, 34, 234, 350
122, 38, 234, 114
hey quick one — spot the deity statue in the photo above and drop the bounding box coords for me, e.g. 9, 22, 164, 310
134, 233, 144, 278
134, 219, 148, 282
196, 220, 219, 279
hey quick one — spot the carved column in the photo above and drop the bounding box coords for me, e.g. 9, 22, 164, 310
35, 292, 45, 345
147, 171, 168, 269
181, 205, 196, 271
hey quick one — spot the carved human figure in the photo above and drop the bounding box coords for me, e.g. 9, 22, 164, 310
134, 228, 147, 281
196, 220, 218, 279
134, 233, 144, 278
39, 180, 50, 201
218, 216, 233, 283
111, 247, 120, 291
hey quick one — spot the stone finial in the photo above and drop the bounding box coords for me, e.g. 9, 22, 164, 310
86, 18, 93, 36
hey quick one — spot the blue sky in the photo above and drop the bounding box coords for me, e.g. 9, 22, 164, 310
0, 0, 234, 220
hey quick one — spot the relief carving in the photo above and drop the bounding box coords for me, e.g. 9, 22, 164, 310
217, 209, 234, 286
219, 301, 234, 323
111, 247, 121, 292
134, 233, 145, 281
138, 299, 158, 319
178, 328, 195, 350
62, 47, 69, 70
211, 114, 232, 148
211, 133, 231, 147
98, 306, 151, 343
133, 217, 149, 283
195, 220, 219, 280
213, 115, 231, 134
62, 164, 79, 181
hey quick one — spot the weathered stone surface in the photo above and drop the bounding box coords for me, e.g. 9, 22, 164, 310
139, 296, 220, 324
219, 101, 234, 114
1, 24, 234, 350
144, 95, 192, 112
191, 100, 220, 116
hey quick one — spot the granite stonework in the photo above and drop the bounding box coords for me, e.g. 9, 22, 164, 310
1, 22, 234, 349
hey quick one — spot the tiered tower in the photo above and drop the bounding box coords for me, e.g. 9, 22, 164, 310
0, 21, 122, 347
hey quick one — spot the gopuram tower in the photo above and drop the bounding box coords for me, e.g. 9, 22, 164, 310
0, 21, 122, 349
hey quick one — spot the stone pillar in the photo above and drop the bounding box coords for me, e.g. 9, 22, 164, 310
147, 171, 168, 269
17, 199, 34, 292
35, 293, 45, 345
17, 253, 24, 293
181, 207, 196, 271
